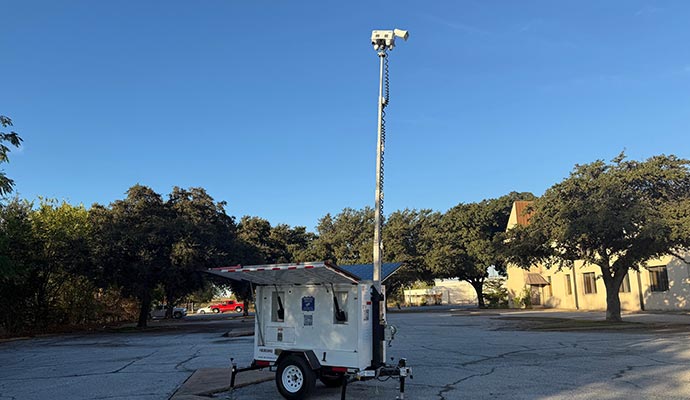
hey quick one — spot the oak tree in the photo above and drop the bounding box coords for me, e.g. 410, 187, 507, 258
505, 154, 690, 321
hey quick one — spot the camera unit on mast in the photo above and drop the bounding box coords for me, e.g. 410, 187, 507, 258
370, 29, 409, 289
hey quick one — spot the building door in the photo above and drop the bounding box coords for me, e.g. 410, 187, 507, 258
530, 286, 541, 305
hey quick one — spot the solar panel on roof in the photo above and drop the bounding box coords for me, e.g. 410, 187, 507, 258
337, 263, 402, 282
206, 261, 404, 285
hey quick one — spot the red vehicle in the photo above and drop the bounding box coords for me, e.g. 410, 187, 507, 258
209, 300, 243, 313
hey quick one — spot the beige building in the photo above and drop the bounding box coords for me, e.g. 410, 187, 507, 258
403, 279, 479, 306
505, 201, 690, 311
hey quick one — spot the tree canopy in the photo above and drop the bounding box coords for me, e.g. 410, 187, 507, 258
505, 153, 690, 321
429, 192, 535, 307
0, 115, 23, 196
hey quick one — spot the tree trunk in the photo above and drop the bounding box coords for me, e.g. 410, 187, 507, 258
243, 299, 249, 317
137, 289, 152, 328
468, 279, 485, 308
605, 287, 622, 322
600, 265, 626, 322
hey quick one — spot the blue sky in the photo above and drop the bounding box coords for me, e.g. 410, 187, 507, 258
2, 1, 689, 230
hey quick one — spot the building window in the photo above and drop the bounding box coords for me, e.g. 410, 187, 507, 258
565, 274, 572, 295
619, 273, 631, 293
583, 272, 597, 294
547, 276, 552, 297
648, 266, 669, 292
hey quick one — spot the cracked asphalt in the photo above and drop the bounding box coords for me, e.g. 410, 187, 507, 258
230, 312, 690, 400
0, 316, 254, 400
2, 312, 690, 400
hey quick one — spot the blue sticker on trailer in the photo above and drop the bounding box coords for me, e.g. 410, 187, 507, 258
302, 296, 315, 311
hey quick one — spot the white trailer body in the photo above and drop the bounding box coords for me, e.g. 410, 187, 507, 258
254, 281, 378, 371
207, 261, 409, 399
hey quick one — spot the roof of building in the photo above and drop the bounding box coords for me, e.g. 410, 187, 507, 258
513, 201, 535, 227
525, 272, 550, 286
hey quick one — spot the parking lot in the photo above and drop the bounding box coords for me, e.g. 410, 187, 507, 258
2, 311, 690, 400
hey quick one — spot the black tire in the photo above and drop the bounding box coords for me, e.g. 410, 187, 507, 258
173, 311, 182, 319
319, 373, 344, 388
235, 306, 243, 313
212, 308, 220, 314
276, 355, 316, 400
198, 310, 206, 314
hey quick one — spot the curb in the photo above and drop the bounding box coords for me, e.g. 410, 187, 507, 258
170, 368, 273, 400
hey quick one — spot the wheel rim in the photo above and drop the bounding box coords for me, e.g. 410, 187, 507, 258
281, 365, 304, 393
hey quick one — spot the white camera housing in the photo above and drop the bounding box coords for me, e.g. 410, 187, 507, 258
393, 29, 409, 41
371, 28, 409, 51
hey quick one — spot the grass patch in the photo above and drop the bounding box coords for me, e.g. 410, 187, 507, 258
497, 316, 646, 332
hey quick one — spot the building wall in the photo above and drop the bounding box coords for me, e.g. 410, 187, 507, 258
433, 279, 478, 305
403, 288, 442, 306
403, 279, 479, 306
505, 200, 690, 312
507, 255, 690, 311
640, 255, 690, 311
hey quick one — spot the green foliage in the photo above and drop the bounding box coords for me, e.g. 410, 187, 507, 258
90, 185, 242, 326
0, 199, 123, 335
505, 153, 690, 321
429, 192, 535, 307
383, 209, 439, 295
0, 199, 38, 333
306, 208, 375, 265
298, 207, 438, 298
90, 185, 170, 327
483, 278, 508, 308
164, 187, 238, 311
511, 286, 532, 309
0, 115, 23, 197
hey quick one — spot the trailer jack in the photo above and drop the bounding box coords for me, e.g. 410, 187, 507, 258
340, 358, 412, 400
230, 358, 271, 388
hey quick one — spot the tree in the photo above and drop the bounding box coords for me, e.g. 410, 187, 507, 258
30, 200, 92, 324
430, 192, 535, 308
163, 187, 237, 317
90, 185, 172, 328
269, 224, 315, 263
504, 154, 690, 321
383, 209, 440, 298
0, 115, 23, 196
0, 199, 91, 333
307, 208, 375, 265
0, 200, 38, 333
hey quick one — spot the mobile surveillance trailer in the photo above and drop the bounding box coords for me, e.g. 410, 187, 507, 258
206, 261, 412, 399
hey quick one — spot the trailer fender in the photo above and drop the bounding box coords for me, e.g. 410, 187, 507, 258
276, 350, 321, 370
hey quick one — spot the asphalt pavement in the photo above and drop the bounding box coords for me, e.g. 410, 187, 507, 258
2, 309, 690, 400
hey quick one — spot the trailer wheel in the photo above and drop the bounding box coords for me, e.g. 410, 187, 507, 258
276, 355, 316, 399
319, 373, 344, 388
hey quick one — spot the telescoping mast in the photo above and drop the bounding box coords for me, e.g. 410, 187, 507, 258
209, 29, 413, 400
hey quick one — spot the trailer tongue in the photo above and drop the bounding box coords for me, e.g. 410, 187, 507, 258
207, 261, 412, 399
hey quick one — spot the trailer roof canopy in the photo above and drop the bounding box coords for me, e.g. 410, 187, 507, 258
206, 261, 402, 286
